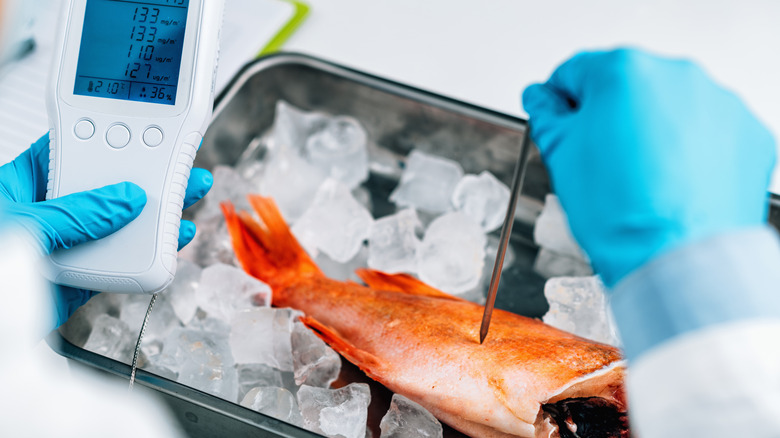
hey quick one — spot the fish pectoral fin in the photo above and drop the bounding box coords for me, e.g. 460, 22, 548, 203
300, 316, 384, 378
354, 269, 465, 301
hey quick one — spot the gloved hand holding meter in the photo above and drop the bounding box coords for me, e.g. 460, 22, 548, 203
0, 134, 212, 328
1, 0, 223, 328
45, 0, 223, 294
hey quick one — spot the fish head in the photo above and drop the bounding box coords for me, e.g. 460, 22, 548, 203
535, 397, 630, 438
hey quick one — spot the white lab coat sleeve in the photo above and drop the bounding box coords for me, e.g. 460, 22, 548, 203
605, 225, 780, 437
628, 320, 780, 438
0, 229, 187, 438
609, 225, 780, 361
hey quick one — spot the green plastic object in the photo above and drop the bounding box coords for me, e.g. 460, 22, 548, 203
258, 0, 310, 56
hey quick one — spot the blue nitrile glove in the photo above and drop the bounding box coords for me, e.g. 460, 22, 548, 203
0, 133, 213, 328
523, 48, 776, 287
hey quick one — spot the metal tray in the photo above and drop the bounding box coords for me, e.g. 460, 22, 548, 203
198, 52, 550, 317
50, 52, 545, 438
48, 52, 780, 437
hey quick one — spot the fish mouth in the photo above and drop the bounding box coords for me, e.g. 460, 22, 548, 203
538, 397, 630, 438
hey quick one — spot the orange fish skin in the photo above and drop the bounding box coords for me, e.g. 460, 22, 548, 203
222, 196, 627, 438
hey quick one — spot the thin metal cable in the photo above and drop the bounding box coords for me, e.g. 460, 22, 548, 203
129, 293, 158, 391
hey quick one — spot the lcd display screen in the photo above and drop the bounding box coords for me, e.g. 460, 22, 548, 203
73, 0, 190, 105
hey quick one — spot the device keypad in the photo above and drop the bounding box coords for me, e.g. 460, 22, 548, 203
143, 127, 164, 148
106, 124, 131, 149
74, 119, 95, 140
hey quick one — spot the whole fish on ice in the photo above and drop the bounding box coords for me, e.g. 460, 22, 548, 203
222, 196, 629, 438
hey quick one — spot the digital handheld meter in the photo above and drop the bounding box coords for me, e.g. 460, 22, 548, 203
45, 0, 224, 294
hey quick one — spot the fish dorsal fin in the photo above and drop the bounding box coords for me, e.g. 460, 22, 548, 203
300, 316, 384, 380
354, 269, 465, 302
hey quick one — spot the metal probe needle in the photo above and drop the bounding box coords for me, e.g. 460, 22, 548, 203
479, 125, 532, 344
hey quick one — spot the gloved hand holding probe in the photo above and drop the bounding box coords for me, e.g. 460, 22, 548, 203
523, 48, 776, 289
0, 134, 213, 329
524, 48, 780, 438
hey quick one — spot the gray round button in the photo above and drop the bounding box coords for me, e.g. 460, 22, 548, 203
74, 119, 95, 140
143, 127, 164, 147
106, 124, 131, 149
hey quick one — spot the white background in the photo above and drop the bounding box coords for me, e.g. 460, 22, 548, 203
283, 0, 780, 194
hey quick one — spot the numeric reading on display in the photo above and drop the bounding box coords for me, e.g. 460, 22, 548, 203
73, 0, 190, 105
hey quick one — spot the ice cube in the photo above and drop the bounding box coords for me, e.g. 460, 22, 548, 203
167, 259, 202, 325
257, 144, 329, 223
163, 327, 238, 401
534, 194, 588, 261
236, 151, 267, 183
237, 363, 285, 402
140, 338, 164, 360
272, 100, 330, 154
292, 179, 374, 263
484, 234, 516, 274
389, 150, 464, 214
514, 195, 544, 224
417, 212, 486, 294
542, 276, 620, 346
229, 308, 301, 372
351, 186, 373, 212
143, 344, 181, 381
451, 171, 511, 233
413, 209, 441, 232
187, 314, 232, 336
367, 142, 404, 180
315, 244, 369, 283
196, 165, 255, 223
297, 383, 371, 438
261, 101, 379, 222
59, 293, 127, 347
292, 321, 341, 388
367, 209, 421, 274
77, 291, 127, 321
379, 394, 443, 438
533, 248, 593, 278
240, 386, 303, 425
120, 293, 179, 343
304, 116, 369, 189
461, 234, 519, 304
83, 314, 135, 364
197, 263, 272, 322
178, 215, 239, 268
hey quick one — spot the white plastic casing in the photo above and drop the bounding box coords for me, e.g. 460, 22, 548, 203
45, 0, 224, 294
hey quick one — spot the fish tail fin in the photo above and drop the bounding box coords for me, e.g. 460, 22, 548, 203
355, 268, 465, 301
221, 196, 322, 291
300, 316, 383, 379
